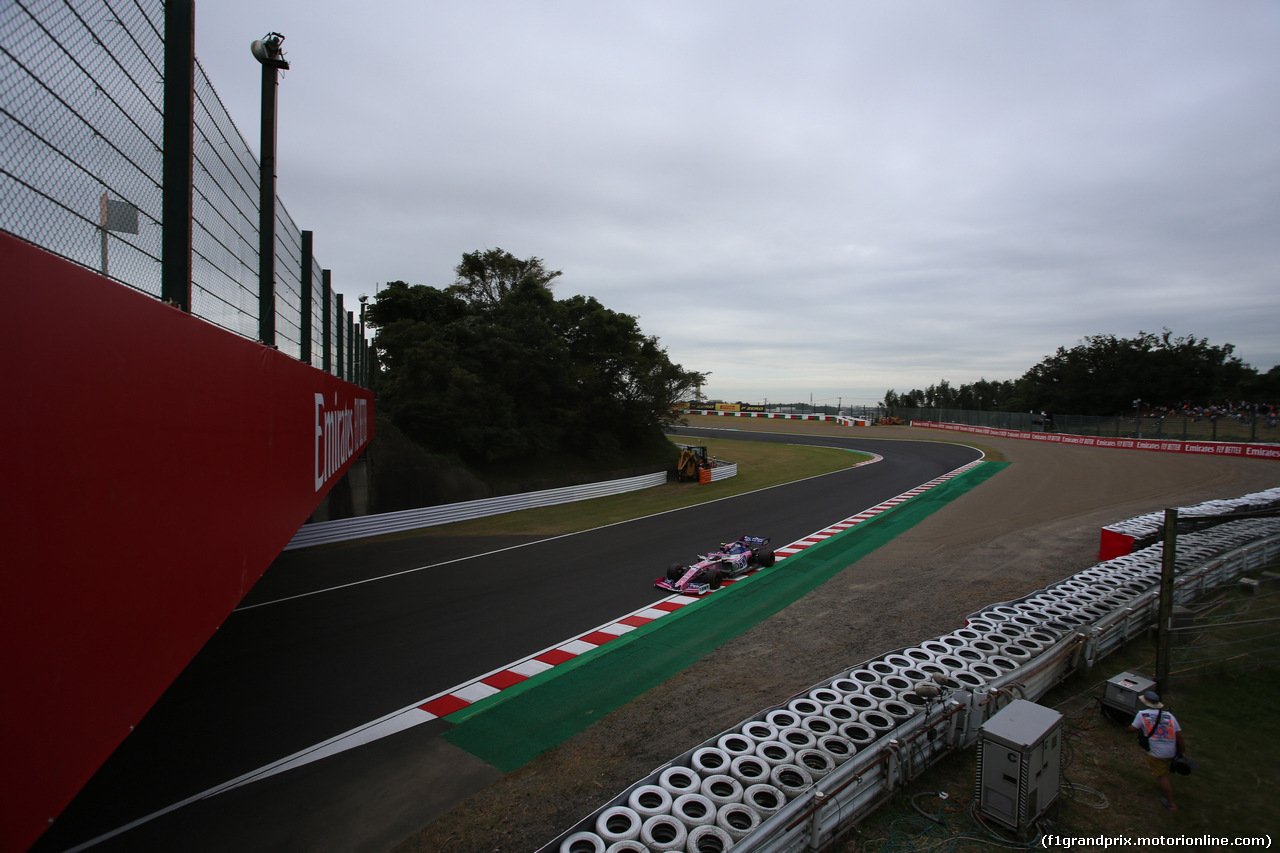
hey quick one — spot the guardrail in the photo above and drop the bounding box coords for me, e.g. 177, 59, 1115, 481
706, 463, 739, 483
681, 410, 845, 422
285, 471, 671, 550
538, 491, 1280, 853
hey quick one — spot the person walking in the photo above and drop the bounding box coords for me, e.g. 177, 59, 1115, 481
1127, 690, 1186, 811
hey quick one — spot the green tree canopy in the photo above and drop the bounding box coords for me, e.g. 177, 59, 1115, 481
883, 329, 1264, 415
367, 249, 705, 467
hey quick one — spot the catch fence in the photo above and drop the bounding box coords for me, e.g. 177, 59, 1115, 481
1, 0, 368, 384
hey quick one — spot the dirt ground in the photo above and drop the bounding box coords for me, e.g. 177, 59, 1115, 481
390, 424, 1279, 853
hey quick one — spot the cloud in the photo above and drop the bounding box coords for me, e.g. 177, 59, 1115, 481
197, 0, 1280, 407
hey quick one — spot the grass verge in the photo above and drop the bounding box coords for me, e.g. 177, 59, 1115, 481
395, 437, 874, 538
442, 461, 1008, 771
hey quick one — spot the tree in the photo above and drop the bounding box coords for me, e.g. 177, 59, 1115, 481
881, 329, 1264, 416
1018, 330, 1251, 413
367, 250, 705, 467
453, 248, 562, 308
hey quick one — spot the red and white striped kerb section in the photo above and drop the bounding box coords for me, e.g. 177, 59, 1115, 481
416, 457, 984, 720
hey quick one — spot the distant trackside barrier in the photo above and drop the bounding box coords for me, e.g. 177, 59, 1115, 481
913, 421, 1280, 461
286, 469, 732, 549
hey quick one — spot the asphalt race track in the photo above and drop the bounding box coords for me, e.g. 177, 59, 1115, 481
35, 431, 979, 851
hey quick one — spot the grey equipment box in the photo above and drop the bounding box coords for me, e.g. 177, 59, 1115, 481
1101, 670, 1156, 722
975, 699, 1063, 836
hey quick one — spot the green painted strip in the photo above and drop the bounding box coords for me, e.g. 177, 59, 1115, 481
443, 461, 1008, 771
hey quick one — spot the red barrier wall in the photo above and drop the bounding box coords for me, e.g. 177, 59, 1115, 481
0, 233, 373, 852
1098, 528, 1138, 561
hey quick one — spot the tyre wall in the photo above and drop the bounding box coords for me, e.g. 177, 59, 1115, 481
536, 489, 1280, 853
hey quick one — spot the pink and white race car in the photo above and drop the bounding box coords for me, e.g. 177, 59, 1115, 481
654, 535, 776, 595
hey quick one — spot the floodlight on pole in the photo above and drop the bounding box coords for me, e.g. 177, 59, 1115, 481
252, 32, 289, 346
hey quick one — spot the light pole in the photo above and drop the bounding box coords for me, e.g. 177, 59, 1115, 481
252, 32, 289, 346
359, 294, 368, 386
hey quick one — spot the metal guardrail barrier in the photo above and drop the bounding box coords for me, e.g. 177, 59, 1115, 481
706, 463, 739, 483
538, 491, 1280, 853
286, 470, 673, 549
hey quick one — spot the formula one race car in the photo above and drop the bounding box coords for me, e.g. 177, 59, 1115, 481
654, 535, 777, 595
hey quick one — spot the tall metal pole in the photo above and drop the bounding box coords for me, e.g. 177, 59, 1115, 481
162, 0, 194, 310
253, 34, 289, 345
258, 63, 279, 345
358, 296, 368, 386
1156, 507, 1178, 696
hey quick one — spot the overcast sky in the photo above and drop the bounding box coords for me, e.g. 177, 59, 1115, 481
195, 1, 1279, 407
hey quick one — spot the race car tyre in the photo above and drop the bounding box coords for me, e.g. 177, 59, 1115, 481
740, 720, 778, 743
559, 830, 605, 853
752, 738, 795, 767
795, 748, 836, 780
808, 687, 844, 705
743, 783, 786, 819
951, 669, 987, 689
604, 841, 647, 853
842, 693, 876, 712
716, 732, 756, 757
764, 709, 800, 729
882, 653, 917, 671
709, 570, 723, 589
986, 654, 1019, 672
838, 721, 877, 747
769, 762, 815, 799
757, 549, 776, 567
672, 792, 716, 828
595, 806, 643, 844
816, 734, 857, 764
881, 674, 913, 694
786, 697, 822, 717
820, 702, 858, 725
692, 746, 731, 777
799, 713, 836, 737
969, 661, 1002, 682
845, 668, 881, 688
828, 677, 863, 694
779, 726, 817, 752
864, 683, 894, 703
860, 709, 895, 734
716, 801, 762, 841
876, 699, 916, 723
728, 754, 770, 785
699, 773, 744, 807
665, 564, 685, 582
639, 814, 687, 852
626, 784, 673, 818
686, 824, 735, 852
659, 766, 701, 797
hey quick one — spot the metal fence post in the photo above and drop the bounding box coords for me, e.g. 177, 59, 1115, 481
347, 309, 356, 382
300, 230, 313, 363
335, 293, 345, 380
322, 270, 332, 373
162, 0, 195, 311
